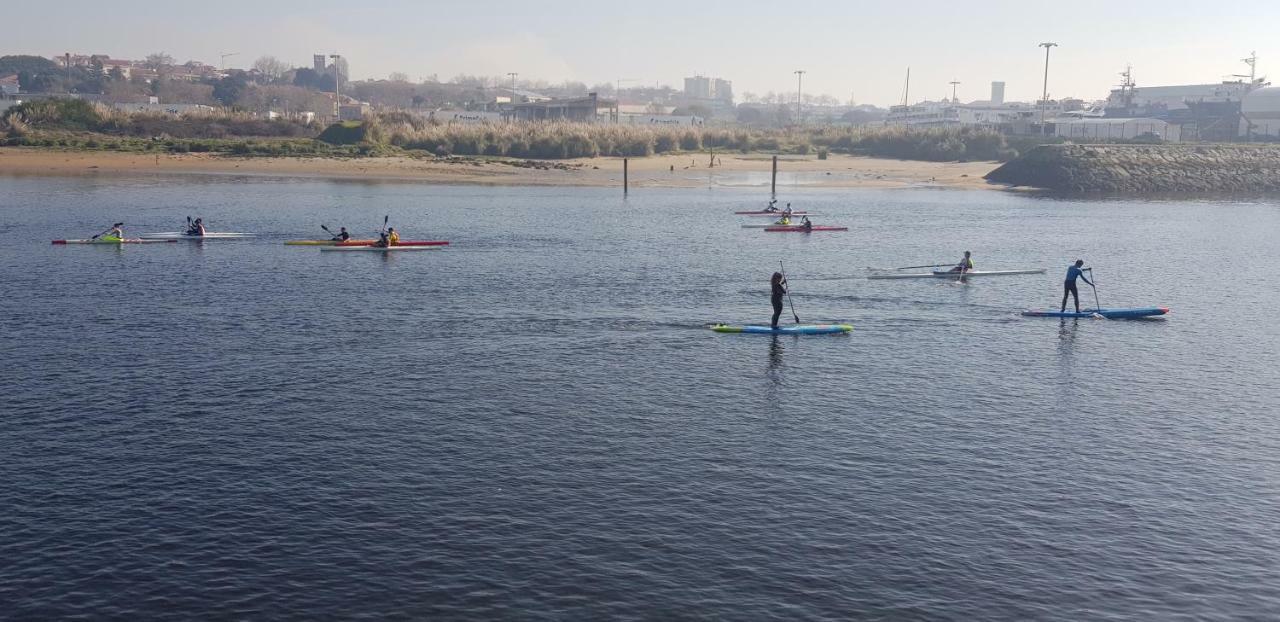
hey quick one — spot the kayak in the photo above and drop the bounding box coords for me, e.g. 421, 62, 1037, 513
764, 225, 848, 232
868, 269, 1046, 280
1021, 307, 1170, 319
710, 323, 852, 335
139, 232, 255, 239
285, 240, 450, 247
739, 211, 815, 217
53, 238, 176, 245
742, 223, 795, 228
319, 245, 442, 252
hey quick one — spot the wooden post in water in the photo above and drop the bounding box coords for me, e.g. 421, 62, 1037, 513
771, 155, 778, 198
623, 158, 629, 196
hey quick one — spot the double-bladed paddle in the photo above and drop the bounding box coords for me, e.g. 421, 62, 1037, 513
90, 223, 124, 240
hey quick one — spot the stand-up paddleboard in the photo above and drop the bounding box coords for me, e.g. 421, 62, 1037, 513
1021, 307, 1169, 319
868, 269, 1045, 280
139, 232, 256, 239
710, 323, 852, 335
319, 245, 441, 252
285, 240, 450, 247
53, 238, 177, 245
764, 225, 848, 232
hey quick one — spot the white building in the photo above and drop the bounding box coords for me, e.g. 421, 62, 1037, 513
1240, 86, 1280, 137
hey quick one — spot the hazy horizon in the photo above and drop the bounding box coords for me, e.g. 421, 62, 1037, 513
6, 0, 1275, 106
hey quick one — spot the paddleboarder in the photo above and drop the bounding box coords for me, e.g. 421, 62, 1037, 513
1062, 259, 1094, 313
330, 227, 350, 242
950, 251, 973, 274
771, 272, 788, 328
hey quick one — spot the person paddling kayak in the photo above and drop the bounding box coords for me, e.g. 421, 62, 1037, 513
949, 251, 973, 274
764, 198, 779, 213
1062, 259, 1094, 313
801, 216, 813, 231
331, 227, 350, 242
774, 215, 792, 225
387, 227, 400, 246
101, 223, 125, 242
186, 218, 206, 237
771, 272, 789, 328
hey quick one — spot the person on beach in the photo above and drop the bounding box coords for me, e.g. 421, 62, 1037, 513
950, 251, 973, 274
771, 272, 788, 328
387, 227, 400, 246
331, 227, 350, 242
187, 218, 205, 236
1062, 259, 1094, 313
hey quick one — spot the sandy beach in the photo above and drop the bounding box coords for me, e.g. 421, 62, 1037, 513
0, 147, 1001, 190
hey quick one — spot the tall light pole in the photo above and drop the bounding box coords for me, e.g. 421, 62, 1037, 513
949, 79, 961, 102
507, 72, 518, 119
329, 54, 343, 119
219, 52, 239, 71
794, 70, 806, 125
1039, 42, 1058, 135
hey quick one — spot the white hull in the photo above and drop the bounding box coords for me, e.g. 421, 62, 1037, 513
868, 269, 1046, 280
319, 245, 440, 252
139, 232, 256, 239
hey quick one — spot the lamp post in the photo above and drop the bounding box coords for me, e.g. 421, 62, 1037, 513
794, 70, 806, 125
1039, 42, 1057, 135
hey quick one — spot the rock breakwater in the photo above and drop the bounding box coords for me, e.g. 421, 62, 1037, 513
985, 144, 1280, 193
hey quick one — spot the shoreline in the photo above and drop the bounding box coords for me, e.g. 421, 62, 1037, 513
0, 147, 1002, 190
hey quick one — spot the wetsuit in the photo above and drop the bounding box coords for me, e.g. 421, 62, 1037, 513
332, 230, 350, 242
771, 279, 786, 328
374, 233, 390, 248
1062, 265, 1093, 312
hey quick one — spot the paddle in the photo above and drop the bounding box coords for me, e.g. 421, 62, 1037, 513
90, 223, 124, 240
780, 261, 800, 324
867, 263, 950, 271
1086, 268, 1102, 315
380, 214, 389, 235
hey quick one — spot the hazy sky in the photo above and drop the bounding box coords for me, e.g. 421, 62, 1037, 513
7, 1, 1275, 105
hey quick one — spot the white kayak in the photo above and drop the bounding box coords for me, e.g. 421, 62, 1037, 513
53, 238, 176, 245
868, 269, 1046, 280
741, 223, 797, 228
139, 232, 256, 239
319, 245, 441, 252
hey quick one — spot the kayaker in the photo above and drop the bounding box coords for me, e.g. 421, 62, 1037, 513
387, 227, 400, 246
187, 218, 205, 237
1061, 259, 1094, 313
373, 231, 391, 248
331, 227, 350, 242
105, 224, 124, 241
950, 251, 973, 274
775, 215, 791, 226
771, 272, 788, 329
765, 198, 779, 213
782, 203, 793, 216
801, 216, 813, 231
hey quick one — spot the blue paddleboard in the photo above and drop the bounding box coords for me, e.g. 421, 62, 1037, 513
710, 323, 852, 334
1021, 307, 1169, 319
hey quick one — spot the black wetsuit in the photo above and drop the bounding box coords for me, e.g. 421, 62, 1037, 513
1062, 265, 1091, 312
771, 280, 786, 328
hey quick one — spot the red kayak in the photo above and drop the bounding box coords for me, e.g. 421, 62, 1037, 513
334, 240, 450, 247
765, 225, 848, 232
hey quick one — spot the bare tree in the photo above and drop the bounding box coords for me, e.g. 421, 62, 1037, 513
253, 56, 290, 82
388, 72, 410, 83
144, 52, 175, 77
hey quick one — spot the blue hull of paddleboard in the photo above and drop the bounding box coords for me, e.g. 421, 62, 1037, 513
1021, 307, 1169, 319
711, 324, 852, 335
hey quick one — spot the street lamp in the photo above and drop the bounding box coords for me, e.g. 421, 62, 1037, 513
794, 70, 806, 125
1039, 42, 1058, 135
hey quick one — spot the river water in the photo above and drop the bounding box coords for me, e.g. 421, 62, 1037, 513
2, 175, 1278, 620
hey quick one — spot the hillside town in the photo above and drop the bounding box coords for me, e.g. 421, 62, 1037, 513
2, 50, 1278, 142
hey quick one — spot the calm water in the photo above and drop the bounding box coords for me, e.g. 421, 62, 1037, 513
2, 174, 1278, 620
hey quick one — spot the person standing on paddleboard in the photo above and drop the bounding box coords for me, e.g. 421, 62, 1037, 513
950, 251, 974, 274
1062, 259, 1094, 313
771, 272, 788, 328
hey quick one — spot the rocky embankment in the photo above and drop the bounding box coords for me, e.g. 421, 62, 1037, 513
985, 144, 1280, 193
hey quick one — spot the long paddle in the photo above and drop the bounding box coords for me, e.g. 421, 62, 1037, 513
91, 223, 124, 240
867, 263, 950, 271
1086, 268, 1102, 312
779, 261, 800, 324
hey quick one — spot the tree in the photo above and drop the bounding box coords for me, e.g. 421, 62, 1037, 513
212, 71, 249, 106
0, 55, 59, 76
389, 72, 410, 83
144, 52, 175, 73
252, 56, 290, 82
108, 66, 126, 82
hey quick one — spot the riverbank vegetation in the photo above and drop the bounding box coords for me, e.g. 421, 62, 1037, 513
4, 98, 1030, 162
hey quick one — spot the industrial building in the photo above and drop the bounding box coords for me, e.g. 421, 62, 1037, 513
1240, 86, 1280, 137
512, 93, 615, 122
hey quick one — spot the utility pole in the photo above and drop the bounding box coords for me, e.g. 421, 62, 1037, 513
220, 52, 239, 71
949, 79, 961, 103
329, 54, 343, 119
794, 70, 806, 125
1039, 42, 1058, 135
507, 72, 518, 120
615, 78, 634, 124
